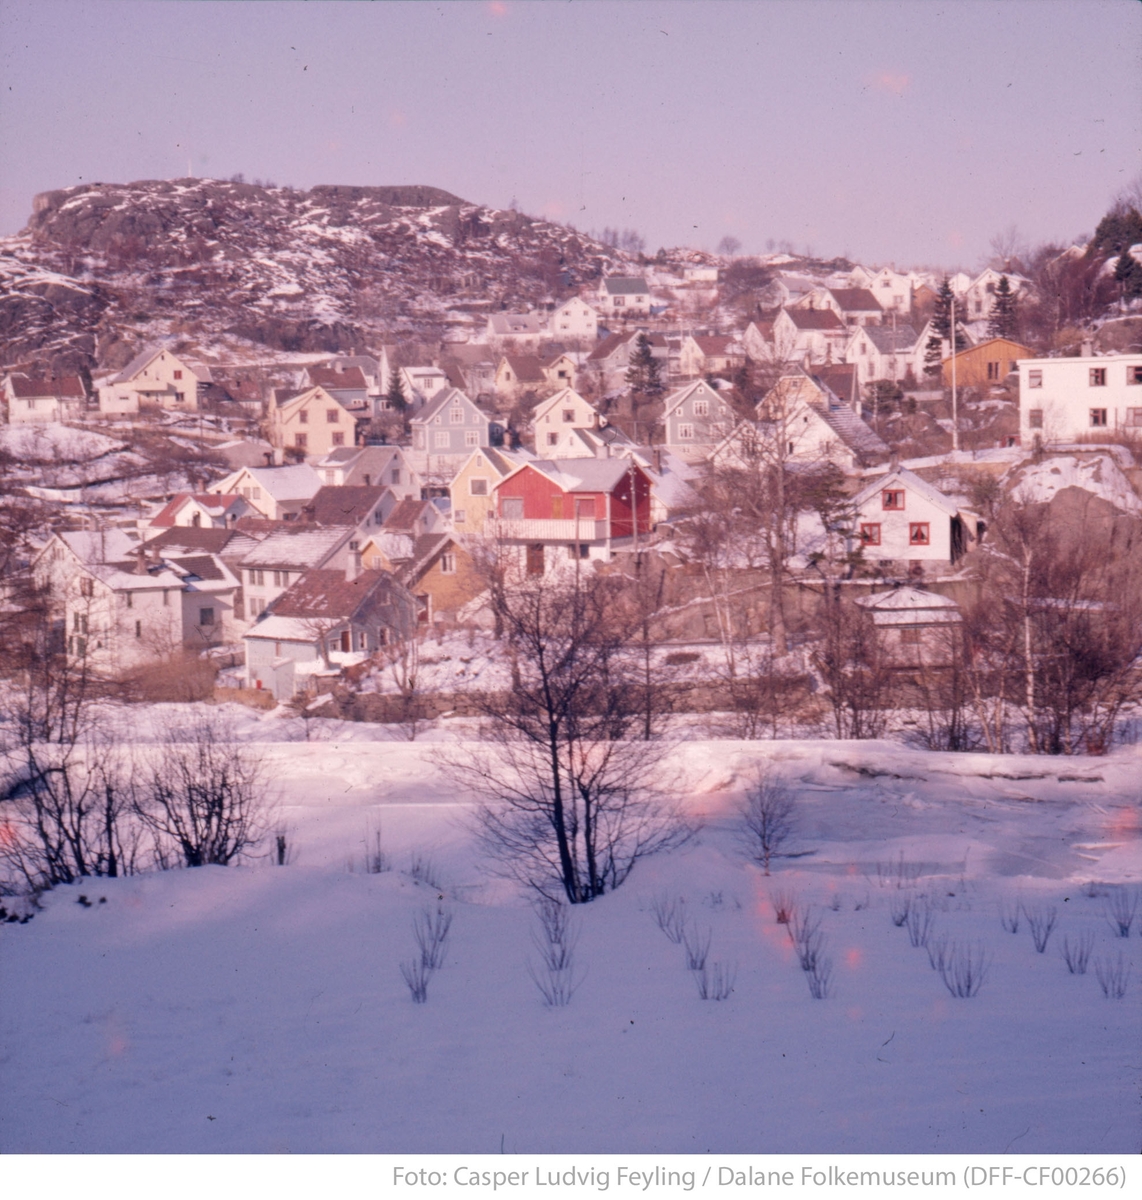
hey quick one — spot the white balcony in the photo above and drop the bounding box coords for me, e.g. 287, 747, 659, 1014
489, 517, 607, 542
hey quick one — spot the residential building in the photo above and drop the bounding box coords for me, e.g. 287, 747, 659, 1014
845, 323, 928, 385
549, 296, 599, 346
100, 346, 213, 413
795, 287, 884, 327
486, 312, 547, 350
209, 463, 323, 520
530, 387, 603, 452
1017, 352, 1142, 444
849, 467, 970, 570
238, 524, 357, 619
943, 337, 1033, 389
677, 335, 743, 380
441, 344, 498, 397
597, 276, 651, 317
303, 364, 370, 410
854, 586, 963, 667
661, 379, 736, 458
269, 385, 361, 459
312, 444, 418, 497
400, 366, 450, 408
449, 446, 535, 534
2, 373, 86, 423
410, 387, 497, 459
770, 307, 849, 364
144, 491, 252, 534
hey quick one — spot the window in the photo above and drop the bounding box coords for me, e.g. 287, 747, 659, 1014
562, 409, 575, 422
450, 407, 464, 423
273, 570, 284, 587
694, 399, 709, 416
501, 496, 524, 519
135, 620, 142, 639
252, 488, 261, 501
125, 591, 133, 609
678, 423, 694, 440
71, 636, 87, 657
327, 409, 339, 423
162, 590, 170, 607
74, 612, 88, 634
859, 523, 881, 546
325, 470, 336, 484
434, 431, 449, 448
568, 543, 589, 559
440, 553, 456, 574
349, 541, 360, 552
340, 631, 351, 654
900, 628, 922, 645
1029, 409, 1044, 429
613, 296, 625, 307
1126, 408, 1142, 428
469, 478, 488, 496
882, 489, 905, 510
1089, 367, 1107, 387
358, 631, 367, 650
299, 410, 308, 424
465, 430, 478, 446
248, 597, 264, 616
909, 522, 930, 546
526, 543, 545, 575
986, 361, 1000, 381
199, 608, 215, 626
79, 576, 94, 598
1129, 365, 1142, 385
391, 469, 401, 484
295, 433, 308, 449
173, 370, 182, 380
1090, 408, 1108, 427
332, 432, 345, 446
454, 509, 466, 524
547, 432, 559, 446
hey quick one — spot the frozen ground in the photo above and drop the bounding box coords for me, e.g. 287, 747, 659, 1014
1, 712, 1139, 1154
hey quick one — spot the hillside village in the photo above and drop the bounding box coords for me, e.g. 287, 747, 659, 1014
2, 179, 1142, 754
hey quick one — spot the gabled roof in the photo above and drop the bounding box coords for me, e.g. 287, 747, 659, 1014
853, 467, 959, 515
268, 568, 391, 621
306, 365, 368, 390
274, 384, 354, 411
412, 386, 484, 425
148, 492, 243, 528
50, 528, 139, 565
6, 374, 85, 399
690, 335, 736, 356
240, 525, 353, 570
815, 403, 890, 458
602, 276, 649, 295
782, 308, 846, 331
587, 332, 629, 362
499, 356, 547, 384
532, 387, 596, 422
111, 346, 211, 385
661, 379, 722, 419
828, 288, 883, 312
513, 457, 647, 494
223, 464, 322, 501
395, 533, 455, 587
143, 526, 254, 557
457, 446, 534, 479
863, 324, 921, 353
855, 586, 962, 626
384, 498, 435, 532
488, 313, 546, 336
302, 485, 387, 526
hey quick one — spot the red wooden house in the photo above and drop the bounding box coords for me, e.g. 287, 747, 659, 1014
490, 458, 653, 571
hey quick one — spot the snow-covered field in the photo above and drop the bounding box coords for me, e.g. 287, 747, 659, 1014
1, 711, 1139, 1154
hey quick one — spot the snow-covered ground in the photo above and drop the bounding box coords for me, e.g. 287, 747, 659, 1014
1, 712, 1139, 1154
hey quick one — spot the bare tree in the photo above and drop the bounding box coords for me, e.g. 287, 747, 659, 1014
135, 713, 270, 866
444, 564, 691, 903
813, 589, 889, 739
739, 768, 797, 875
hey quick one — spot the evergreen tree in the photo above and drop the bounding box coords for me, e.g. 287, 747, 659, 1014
923, 277, 967, 376
987, 274, 1019, 339
625, 333, 663, 394
385, 366, 408, 414
1113, 247, 1142, 302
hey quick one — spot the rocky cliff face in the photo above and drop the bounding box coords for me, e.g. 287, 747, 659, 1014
1, 178, 625, 370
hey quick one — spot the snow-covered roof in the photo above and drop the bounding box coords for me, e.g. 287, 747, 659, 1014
54, 528, 139, 564
220, 464, 322, 502
240, 525, 352, 569
856, 587, 962, 626
853, 467, 960, 516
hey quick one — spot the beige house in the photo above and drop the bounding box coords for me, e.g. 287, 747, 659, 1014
549, 297, 599, 346
208, 464, 323, 520
269, 385, 361, 458
448, 447, 535, 534
2, 373, 86, 423
100, 346, 213, 413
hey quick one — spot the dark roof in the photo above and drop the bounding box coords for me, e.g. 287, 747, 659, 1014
271, 568, 396, 621
814, 365, 859, 406
168, 555, 226, 582
396, 534, 455, 586
828, 288, 883, 312
864, 325, 921, 353
784, 308, 845, 331
307, 366, 368, 390
692, 335, 735, 356
587, 332, 628, 362
501, 355, 547, 383
6, 373, 86, 399
143, 526, 245, 555
302, 485, 387, 525
149, 491, 243, 528
603, 276, 649, 295
384, 498, 433, 532
817, 404, 890, 457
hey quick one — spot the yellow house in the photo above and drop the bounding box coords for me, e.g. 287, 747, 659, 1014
942, 338, 1031, 389
269, 386, 360, 459
449, 447, 534, 534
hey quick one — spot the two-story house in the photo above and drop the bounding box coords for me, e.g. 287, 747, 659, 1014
661, 379, 736, 459
449, 446, 536, 535
849, 467, 969, 571
144, 491, 252, 535
208, 464, 323, 520
597, 276, 651, 317
238, 524, 358, 620
312, 444, 419, 497
410, 387, 498, 460
549, 297, 599, 346
1018, 352, 1142, 444
100, 347, 213, 413
269, 385, 362, 459
530, 387, 604, 453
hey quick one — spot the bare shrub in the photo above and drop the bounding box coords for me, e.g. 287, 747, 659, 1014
1024, 905, 1058, 953
769, 887, 797, 925
651, 893, 688, 943
409, 852, 443, 889
1104, 887, 1138, 938
135, 714, 269, 868
272, 825, 296, 866
527, 958, 581, 1007
739, 768, 797, 875
400, 957, 432, 1003
926, 934, 951, 973
413, 904, 453, 971
682, 923, 712, 972
939, 942, 991, 998
999, 900, 1022, 934
906, 897, 937, 948
363, 823, 390, 874
694, 960, 736, 1000
890, 893, 912, 928
804, 953, 832, 999
875, 854, 923, 889
1094, 951, 1131, 999
1060, 931, 1094, 975
789, 906, 825, 971
528, 898, 581, 1006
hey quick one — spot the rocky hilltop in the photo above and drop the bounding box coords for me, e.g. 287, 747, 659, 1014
1, 178, 627, 370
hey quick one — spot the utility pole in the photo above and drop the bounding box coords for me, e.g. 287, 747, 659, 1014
950, 295, 959, 453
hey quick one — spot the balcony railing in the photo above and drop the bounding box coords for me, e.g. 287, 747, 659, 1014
489, 517, 607, 542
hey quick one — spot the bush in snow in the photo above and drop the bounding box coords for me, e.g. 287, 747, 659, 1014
1060, 931, 1094, 975
769, 887, 797, 926
789, 906, 826, 972
400, 957, 432, 1004
528, 898, 581, 1007
1104, 887, 1138, 938
694, 960, 736, 1001
651, 893, 688, 943
890, 893, 912, 928
804, 952, 832, 1000
1024, 905, 1057, 953
999, 900, 1021, 934
1094, 952, 1131, 999
939, 942, 991, 998
682, 923, 712, 972
906, 897, 937, 948
926, 934, 951, 973
414, 904, 453, 971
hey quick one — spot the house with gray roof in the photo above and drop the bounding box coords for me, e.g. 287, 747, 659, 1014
410, 388, 499, 458
661, 379, 737, 459
597, 276, 651, 316
100, 346, 213, 414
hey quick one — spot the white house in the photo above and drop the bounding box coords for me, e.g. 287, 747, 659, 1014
861, 267, 916, 315
238, 524, 357, 620
844, 323, 928, 385
144, 491, 252, 534
850, 467, 969, 570
486, 312, 547, 350
2, 373, 86, 423
530, 387, 603, 453
854, 586, 963, 667
963, 268, 1030, 322
100, 347, 213, 413
597, 276, 651, 316
208, 463, 323, 520
1018, 353, 1142, 445
400, 366, 451, 408
549, 297, 599, 345
770, 307, 849, 364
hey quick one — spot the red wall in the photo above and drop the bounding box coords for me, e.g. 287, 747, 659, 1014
495, 464, 652, 537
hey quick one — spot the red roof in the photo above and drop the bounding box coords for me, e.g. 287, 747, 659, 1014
149, 492, 242, 528
6, 374, 85, 400
308, 366, 368, 390
785, 308, 845, 331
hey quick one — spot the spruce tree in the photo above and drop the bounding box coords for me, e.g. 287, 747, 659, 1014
625, 333, 662, 394
987, 275, 1018, 339
385, 366, 408, 414
923, 277, 966, 376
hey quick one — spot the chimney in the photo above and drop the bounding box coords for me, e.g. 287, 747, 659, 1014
134, 547, 149, 575
345, 550, 361, 583
1080, 337, 1094, 358
889, 451, 901, 473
